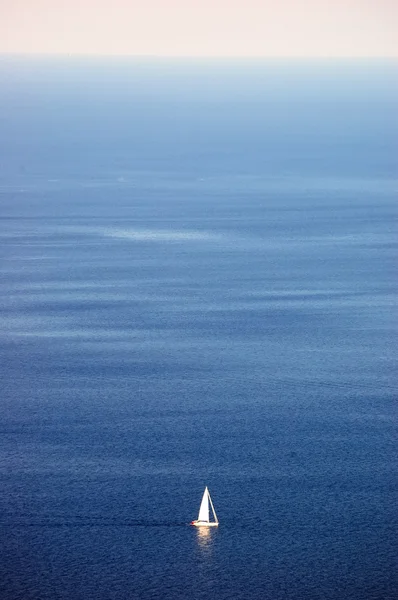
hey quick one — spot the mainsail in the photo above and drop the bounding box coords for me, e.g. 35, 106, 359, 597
197, 487, 210, 522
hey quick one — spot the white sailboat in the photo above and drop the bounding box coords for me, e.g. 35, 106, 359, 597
190, 486, 219, 527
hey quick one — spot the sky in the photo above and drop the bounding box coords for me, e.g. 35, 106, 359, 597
0, 0, 397, 57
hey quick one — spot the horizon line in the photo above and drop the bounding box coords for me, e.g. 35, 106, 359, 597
1, 52, 397, 60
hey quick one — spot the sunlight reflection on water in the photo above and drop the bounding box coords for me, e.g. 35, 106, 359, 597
196, 526, 217, 555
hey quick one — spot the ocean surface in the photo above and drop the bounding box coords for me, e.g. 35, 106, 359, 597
0, 57, 397, 600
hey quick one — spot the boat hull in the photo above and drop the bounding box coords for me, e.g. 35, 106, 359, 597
190, 520, 219, 527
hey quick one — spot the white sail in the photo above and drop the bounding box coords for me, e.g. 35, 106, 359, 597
197, 487, 209, 522
208, 489, 218, 524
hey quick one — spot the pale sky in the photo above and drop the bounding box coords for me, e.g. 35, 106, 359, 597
0, 0, 397, 57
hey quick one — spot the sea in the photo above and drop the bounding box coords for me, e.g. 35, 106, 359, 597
0, 56, 397, 600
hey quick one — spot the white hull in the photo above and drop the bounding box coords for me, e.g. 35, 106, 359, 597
191, 520, 219, 527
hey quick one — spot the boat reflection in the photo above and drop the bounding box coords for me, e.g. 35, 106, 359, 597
195, 525, 216, 552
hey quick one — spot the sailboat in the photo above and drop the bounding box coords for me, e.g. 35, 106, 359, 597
190, 486, 219, 527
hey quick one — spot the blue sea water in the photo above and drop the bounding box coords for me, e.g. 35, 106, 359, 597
0, 57, 397, 600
